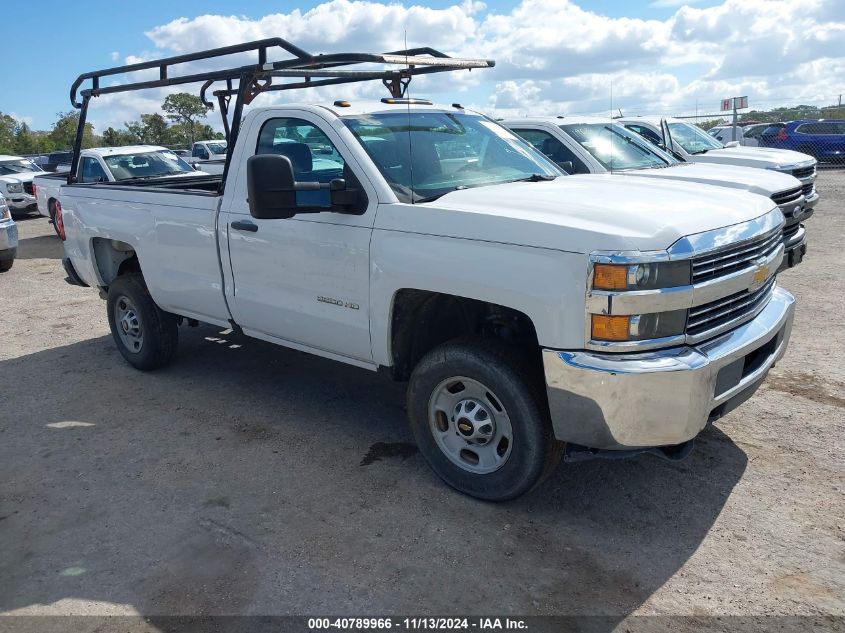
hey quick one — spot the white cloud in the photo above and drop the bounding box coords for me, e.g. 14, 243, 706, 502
110, 51, 120, 62
75, 0, 843, 133
648, 0, 704, 8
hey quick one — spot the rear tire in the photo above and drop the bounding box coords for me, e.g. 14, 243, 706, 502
107, 273, 178, 370
0, 259, 13, 273
407, 338, 560, 501
48, 200, 61, 238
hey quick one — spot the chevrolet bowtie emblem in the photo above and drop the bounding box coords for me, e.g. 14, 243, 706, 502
751, 263, 770, 289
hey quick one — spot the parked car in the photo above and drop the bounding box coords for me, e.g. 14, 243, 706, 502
504, 116, 812, 269
42, 151, 75, 173
35, 146, 209, 222
708, 124, 769, 147
186, 140, 228, 174
0, 155, 48, 217
758, 120, 845, 164
618, 116, 819, 206
0, 194, 17, 272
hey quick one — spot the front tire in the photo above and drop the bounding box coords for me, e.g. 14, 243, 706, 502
107, 273, 178, 370
0, 259, 12, 273
407, 339, 560, 501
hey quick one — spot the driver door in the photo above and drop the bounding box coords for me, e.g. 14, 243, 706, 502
222, 111, 377, 365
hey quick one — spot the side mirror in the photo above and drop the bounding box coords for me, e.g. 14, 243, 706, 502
725, 141, 740, 148
247, 154, 364, 219
556, 160, 573, 174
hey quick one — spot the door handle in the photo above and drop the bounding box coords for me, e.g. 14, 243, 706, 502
231, 220, 258, 233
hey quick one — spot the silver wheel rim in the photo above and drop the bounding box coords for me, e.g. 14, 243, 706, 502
114, 295, 143, 354
428, 376, 513, 475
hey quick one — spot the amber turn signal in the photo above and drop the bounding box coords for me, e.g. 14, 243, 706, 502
593, 264, 628, 290
591, 314, 631, 341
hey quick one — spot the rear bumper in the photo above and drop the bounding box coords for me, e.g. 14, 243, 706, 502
542, 286, 795, 449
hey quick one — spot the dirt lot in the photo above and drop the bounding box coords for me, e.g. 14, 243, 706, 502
1, 172, 843, 627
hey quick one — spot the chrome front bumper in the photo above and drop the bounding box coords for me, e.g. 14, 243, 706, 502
7, 193, 37, 211
0, 219, 18, 254
542, 286, 795, 449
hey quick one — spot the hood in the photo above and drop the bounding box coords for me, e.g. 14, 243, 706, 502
621, 162, 802, 197
375, 174, 778, 254
691, 146, 815, 170
0, 170, 47, 185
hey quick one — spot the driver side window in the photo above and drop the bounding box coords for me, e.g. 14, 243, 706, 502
79, 157, 107, 183
512, 129, 589, 174
255, 117, 348, 208
626, 125, 663, 147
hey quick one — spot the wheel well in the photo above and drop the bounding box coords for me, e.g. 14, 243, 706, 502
389, 289, 540, 381
92, 238, 139, 287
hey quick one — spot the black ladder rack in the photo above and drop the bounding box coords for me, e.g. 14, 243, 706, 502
68, 38, 495, 187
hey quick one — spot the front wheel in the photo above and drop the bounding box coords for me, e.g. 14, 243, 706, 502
107, 273, 178, 370
0, 259, 13, 273
407, 339, 560, 501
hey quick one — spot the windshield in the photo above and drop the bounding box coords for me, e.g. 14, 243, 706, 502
668, 122, 724, 154
560, 123, 677, 170
0, 159, 41, 175
103, 150, 195, 180
206, 142, 227, 155
343, 111, 560, 203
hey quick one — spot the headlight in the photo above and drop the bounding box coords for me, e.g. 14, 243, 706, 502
5, 183, 23, 194
592, 262, 690, 291
591, 310, 687, 342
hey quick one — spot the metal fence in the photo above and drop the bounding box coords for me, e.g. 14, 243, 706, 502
673, 103, 845, 167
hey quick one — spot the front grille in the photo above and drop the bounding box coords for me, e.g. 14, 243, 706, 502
687, 278, 776, 337
691, 226, 781, 284
782, 222, 801, 241
802, 183, 815, 198
23, 182, 33, 195
792, 165, 816, 180
771, 186, 802, 206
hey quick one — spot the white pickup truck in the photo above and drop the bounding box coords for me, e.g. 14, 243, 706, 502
58, 99, 797, 499
0, 155, 48, 216
617, 116, 820, 207
35, 145, 208, 222
503, 116, 812, 269
186, 139, 228, 174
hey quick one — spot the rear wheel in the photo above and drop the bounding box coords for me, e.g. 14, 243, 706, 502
407, 339, 560, 501
0, 259, 13, 273
48, 200, 62, 238
107, 273, 178, 370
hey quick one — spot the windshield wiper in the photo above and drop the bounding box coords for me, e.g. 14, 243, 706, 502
514, 173, 557, 182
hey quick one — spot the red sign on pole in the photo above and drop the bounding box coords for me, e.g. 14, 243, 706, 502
721, 96, 749, 111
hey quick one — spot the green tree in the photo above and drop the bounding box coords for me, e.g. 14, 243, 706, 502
102, 127, 138, 147
50, 111, 96, 150
124, 113, 170, 145
13, 123, 40, 154
0, 112, 17, 154
162, 93, 211, 145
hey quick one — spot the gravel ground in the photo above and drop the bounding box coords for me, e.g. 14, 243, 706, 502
0, 172, 843, 628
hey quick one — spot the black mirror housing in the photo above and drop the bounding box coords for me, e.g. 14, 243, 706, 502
557, 161, 573, 174
247, 154, 299, 219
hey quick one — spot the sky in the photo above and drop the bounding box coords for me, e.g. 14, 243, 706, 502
4, 0, 843, 134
